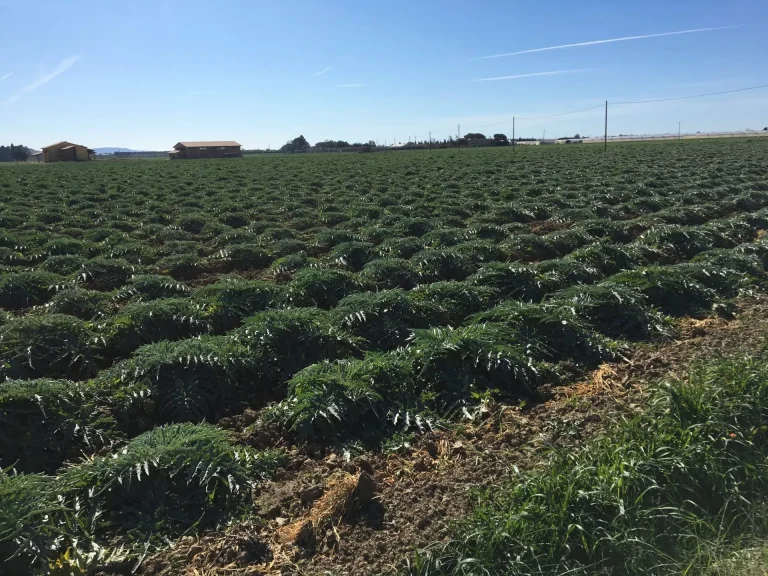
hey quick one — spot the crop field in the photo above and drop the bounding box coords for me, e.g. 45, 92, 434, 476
2, 139, 768, 573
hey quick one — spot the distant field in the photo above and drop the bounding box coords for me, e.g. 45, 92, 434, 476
585, 130, 768, 144
2, 138, 768, 573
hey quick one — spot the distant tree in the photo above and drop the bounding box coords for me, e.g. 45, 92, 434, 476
315, 140, 350, 149
764, 127, 767, 131
464, 133, 486, 141
493, 133, 509, 146
574, 133, 581, 139
0, 144, 31, 162
457, 138, 469, 146
280, 135, 310, 153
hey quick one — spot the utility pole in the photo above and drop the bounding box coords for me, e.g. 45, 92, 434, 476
458, 124, 461, 152
678, 121, 681, 140
604, 100, 608, 152
543, 129, 546, 140
513, 116, 515, 154
429, 131, 432, 152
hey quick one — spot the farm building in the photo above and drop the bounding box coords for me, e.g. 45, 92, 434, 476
41, 141, 94, 163
169, 141, 243, 160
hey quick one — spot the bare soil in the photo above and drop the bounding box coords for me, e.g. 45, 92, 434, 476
137, 295, 768, 576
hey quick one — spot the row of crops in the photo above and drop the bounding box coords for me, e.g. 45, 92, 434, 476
2, 139, 768, 572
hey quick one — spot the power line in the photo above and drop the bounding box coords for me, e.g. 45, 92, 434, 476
473, 83, 768, 131
517, 104, 605, 121
410, 83, 768, 144
612, 83, 768, 106
475, 105, 603, 128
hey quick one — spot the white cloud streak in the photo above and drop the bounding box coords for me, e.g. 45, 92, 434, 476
470, 69, 587, 82
314, 66, 333, 77
337, 83, 368, 88
3, 55, 82, 104
0, 72, 12, 83
471, 25, 743, 60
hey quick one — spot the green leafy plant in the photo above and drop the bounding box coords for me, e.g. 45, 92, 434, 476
175, 212, 209, 234
638, 224, 731, 259
409, 281, 498, 325
155, 254, 205, 280
534, 258, 603, 286
0, 270, 63, 309
471, 300, 619, 365
232, 307, 361, 383
266, 353, 423, 441
610, 266, 717, 316
0, 314, 103, 380
97, 336, 257, 429
329, 241, 375, 271
407, 324, 539, 402
43, 288, 112, 320
269, 252, 315, 280
691, 248, 765, 276
38, 254, 87, 275
544, 228, 593, 256
469, 263, 559, 302
76, 257, 133, 291
0, 470, 63, 574
193, 277, 282, 332
421, 228, 466, 248
377, 236, 424, 259
268, 238, 308, 258
0, 378, 116, 473
361, 258, 420, 289
285, 268, 367, 309
101, 298, 212, 358
550, 282, 668, 340
501, 233, 561, 262
411, 249, 477, 282
567, 241, 646, 275
114, 274, 191, 302
55, 423, 283, 546
216, 243, 274, 270
450, 239, 504, 264
332, 290, 445, 351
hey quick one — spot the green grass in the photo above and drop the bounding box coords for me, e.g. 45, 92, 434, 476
407, 353, 768, 576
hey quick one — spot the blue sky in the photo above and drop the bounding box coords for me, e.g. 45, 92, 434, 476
0, 0, 766, 150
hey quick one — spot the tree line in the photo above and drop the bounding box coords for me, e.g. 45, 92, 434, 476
0, 144, 32, 162
276, 132, 540, 153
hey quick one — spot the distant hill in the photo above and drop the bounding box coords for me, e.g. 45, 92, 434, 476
94, 147, 136, 154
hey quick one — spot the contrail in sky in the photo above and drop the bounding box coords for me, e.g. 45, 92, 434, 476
471, 69, 587, 82
4, 56, 82, 104
314, 66, 333, 77
471, 25, 743, 60
0, 73, 12, 83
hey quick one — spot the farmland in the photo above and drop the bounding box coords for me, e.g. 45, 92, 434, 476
2, 138, 768, 574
